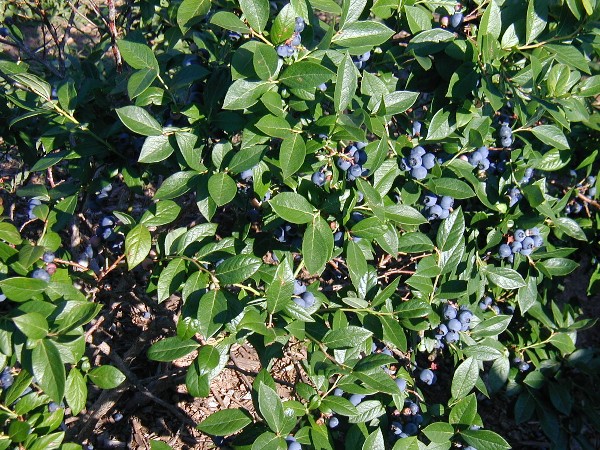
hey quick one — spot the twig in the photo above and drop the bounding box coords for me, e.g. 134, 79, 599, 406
106, 0, 122, 72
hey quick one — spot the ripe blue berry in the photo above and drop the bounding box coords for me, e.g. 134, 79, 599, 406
328, 416, 339, 428
32, 269, 50, 282
43, 251, 55, 263
499, 244, 511, 258
499, 125, 512, 138
412, 121, 422, 136
292, 297, 306, 308
399, 158, 410, 171
240, 169, 253, 181
349, 394, 365, 406
408, 155, 422, 168
533, 235, 543, 247
500, 136, 513, 148
349, 164, 362, 178
518, 361, 530, 371
419, 369, 435, 385
294, 17, 305, 32
337, 158, 351, 171
288, 442, 302, 450
447, 318, 462, 332
458, 310, 473, 325
468, 151, 483, 166
428, 204, 443, 220
318, 83, 327, 91
450, 12, 463, 28
514, 229, 526, 242
404, 422, 418, 435
411, 166, 427, 180
301, 291, 315, 307
333, 231, 344, 247
333, 388, 344, 396
522, 237, 534, 250
411, 146, 426, 157
423, 195, 437, 207
443, 304, 457, 320
422, 153, 436, 169
291, 34, 301, 46
293, 280, 306, 295
395, 378, 407, 391
478, 146, 489, 158
439, 196, 454, 209
355, 149, 367, 165
445, 330, 459, 343
311, 171, 326, 186
357, 51, 371, 62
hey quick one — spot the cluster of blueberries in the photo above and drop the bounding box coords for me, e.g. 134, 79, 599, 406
331, 141, 369, 183
27, 198, 42, 220
422, 194, 454, 221
389, 399, 424, 440
506, 167, 534, 207
498, 123, 514, 148
512, 355, 530, 372
432, 304, 474, 348
276, 17, 305, 58
478, 295, 514, 315
400, 146, 437, 180
31, 251, 57, 282
466, 146, 492, 171
292, 280, 316, 309
498, 227, 543, 261
0, 367, 13, 388
565, 175, 596, 215
274, 223, 302, 249
285, 435, 302, 450
93, 215, 125, 255
353, 51, 371, 70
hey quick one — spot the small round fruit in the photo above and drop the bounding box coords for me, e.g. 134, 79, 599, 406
445, 330, 459, 343
423, 195, 437, 207
439, 196, 454, 209
428, 204, 443, 220
337, 158, 351, 171
288, 442, 302, 450
357, 51, 371, 62
411, 166, 427, 180
293, 280, 306, 295
349, 394, 365, 406
42, 251, 55, 263
292, 297, 307, 308
518, 361, 530, 371
32, 268, 50, 282
311, 171, 326, 186
301, 291, 315, 307
443, 304, 457, 320
514, 229, 526, 242
349, 164, 363, 178
333, 388, 344, 396
294, 17, 305, 33
410, 146, 426, 157
499, 244, 512, 258
419, 369, 435, 385
447, 318, 462, 332
499, 125, 512, 138
422, 153, 436, 169
328, 416, 339, 428
395, 378, 407, 391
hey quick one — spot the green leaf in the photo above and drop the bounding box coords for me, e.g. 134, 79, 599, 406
279, 62, 334, 89
480, 0, 501, 39
334, 53, 358, 113
340, 0, 367, 28
531, 125, 569, 150
125, 224, 152, 270
13, 312, 48, 340
258, 382, 286, 433
127, 68, 157, 99
65, 368, 87, 415
385, 204, 427, 226
425, 108, 455, 140
210, 12, 251, 34
525, 0, 548, 44
270, 3, 297, 44
517, 276, 538, 314
437, 207, 465, 252
461, 429, 510, 450
333, 21, 394, 47
208, 172, 237, 207
253, 44, 279, 80
471, 315, 512, 338
88, 365, 126, 389
382, 91, 419, 115
197, 290, 228, 339
117, 38, 159, 72
351, 217, 388, 240
422, 422, 454, 443
538, 258, 578, 276
451, 357, 479, 400
30, 339, 65, 402
197, 409, 253, 435
140, 200, 181, 227
269, 192, 315, 224
0, 222, 22, 244
11, 73, 51, 99
346, 240, 368, 296
320, 396, 358, 416
216, 255, 262, 284
18, 244, 44, 268
427, 178, 475, 199
255, 115, 292, 139
348, 400, 385, 423
398, 232, 434, 253
177, 0, 211, 34
157, 258, 187, 303
303, 216, 334, 275
449, 393, 477, 425
554, 217, 586, 240
154, 171, 198, 200
147, 337, 199, 361
116, 105, 162, 136
0, 277, 47, 302
138, 135, 174, 163
322, 326, 372, 349
240, 0, 269, 32
150, 441, 174, 450
362, 428, 385, 450
280, 134, 306, 179
483, 266, 526, 289
411, 28, 456, 44
223, 79, 271, 110
266, 258, 294, 313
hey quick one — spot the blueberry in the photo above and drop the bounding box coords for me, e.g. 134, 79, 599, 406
285, 436, 297, 443
500, 136, 513, 148
483, 296, 493, 307
0, 294, 6, 302
333, 231, 344, 247
0, 27, 9, 37
382, 347, 392, 356
333, 388, 344, 396
514, 229, 526, 242
113, 413, 123, 422
511, 241, 522, 253
499, 244, 511, 258
350, 212, 364, 223
355, 149, 367, 165
439, 196, 454, 209
447, 318, 462, 332
337, 158, 351, 171
491, 305, 501, 314
478, 146, 489, 158
428, 204, 443, 220
410, 146, 426, 157
328, 416, 339, 428
450, 12, 463, 28
277, 44, 294, 57
291, 34, 301, 46
349, 164, 362, 178
395, 378, 407, 391
357, 51, 371, 62
445, 330, 459, 343
408, 154, 422, 168
404, 422, 418, 435
1, 368, 14, 388
356, 141, 367, 149
240, 169, 253, 181
101, 216, 116, 227
301, 291, 315, 307
499, 125, 512, 138
422, 153, 436, 169
436, 323, 448, 336
292, 297, 307, 308
318, 82, 327, 91
228, 31, 242, 41
589, 187, 597, 197
423, 195, 437, 207
294, 17, 305, 33
293, 280, 306, 295
406, 401, 419, 415
391, 421, 403, 435
524, 168, 534, 178
399, 158, 410, 171
518, 361, 530, 371
522, 237, 534, 250
468, 151, 483, 166
572, 202, 582, 213
346, 145, 357, 155
288, 442, 302, 450
532, 235, 543, 247
414, 414, 424, 425
274, 227, 287, 243
311, 171, 326, 186
349, 394, 365, 406
32, 268, 50, 282
419, 369, 435, 385
412, 121, 422, 136
443, 304, 457, 320
411, 166, 427, 180
353, 60, 365, 70
520, 248, 533, 256
477, 158, 490, 171
439, 208, 450, 219
43, 251, 55, 263
458, 310, 473, 325
527, 227, 540, 236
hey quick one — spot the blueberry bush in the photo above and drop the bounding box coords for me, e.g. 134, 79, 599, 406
0, 0, 599, 448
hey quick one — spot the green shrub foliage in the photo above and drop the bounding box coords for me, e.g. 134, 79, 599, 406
1, 0, 600, 448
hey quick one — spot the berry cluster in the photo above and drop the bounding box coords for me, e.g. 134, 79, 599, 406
479, 295, 514, 315
512, 355, 530, 372
466, 146, 491, 171
94, 215, 125, 255
285, 435, 302, 450
27, 198, 42, 220
389, 400, 423, 440
400, 146, 437, 180
422, 194, 454, 221
433, 304, 474, 347
565, 175, 596, 215
0, 367, 13, 388
292, 280, 316, 308
31, 250, 57, 282
274, 223, 302, 249
498, 123, 514, 148
498, 227, 543, 261
333, 141, 369, 182
276, 17, 305, 58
